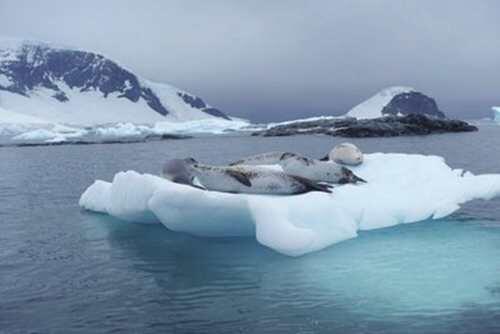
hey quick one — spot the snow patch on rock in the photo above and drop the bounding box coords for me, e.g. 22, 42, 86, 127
346, 86, 415, 119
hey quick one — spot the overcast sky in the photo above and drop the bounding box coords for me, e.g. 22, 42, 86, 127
1, 0, 499, 121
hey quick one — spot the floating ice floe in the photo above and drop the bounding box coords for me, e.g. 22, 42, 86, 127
79, 153, 500, 256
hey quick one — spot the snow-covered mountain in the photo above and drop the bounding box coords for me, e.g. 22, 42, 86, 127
346, 86, 445, 119
0, 38, 232, 125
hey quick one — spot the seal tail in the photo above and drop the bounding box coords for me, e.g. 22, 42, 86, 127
291, 175, 333, 194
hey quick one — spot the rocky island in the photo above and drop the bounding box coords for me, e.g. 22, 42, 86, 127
253, 87, 478, 138
253, 114, 477, 138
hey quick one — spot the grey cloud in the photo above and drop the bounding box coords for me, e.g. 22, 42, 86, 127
1, 0, 499, 121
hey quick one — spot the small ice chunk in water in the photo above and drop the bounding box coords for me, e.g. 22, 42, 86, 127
493, 106, 500, 123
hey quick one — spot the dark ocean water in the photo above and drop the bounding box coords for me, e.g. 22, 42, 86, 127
1, 124, 500, 334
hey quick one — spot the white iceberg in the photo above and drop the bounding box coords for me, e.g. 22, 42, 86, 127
79, 153, 500, 256
493, 106, 500, 123
93, 122, 153, 138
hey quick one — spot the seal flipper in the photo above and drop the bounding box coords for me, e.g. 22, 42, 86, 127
226, 170, 252, 187
191, 176, 207, 190
291, 175, 333, 194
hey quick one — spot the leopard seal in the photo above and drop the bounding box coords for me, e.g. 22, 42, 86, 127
323, 143, 363, 166
279, 153, 366, 184
230, 152, 366, 184
162, 158, 332, 195
229, 152, 294, 166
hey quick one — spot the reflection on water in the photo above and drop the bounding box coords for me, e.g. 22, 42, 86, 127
81, 215, 500, 334
1, 126, 500, 333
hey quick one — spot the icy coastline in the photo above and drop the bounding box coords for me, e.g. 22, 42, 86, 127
0, 118, 250, 146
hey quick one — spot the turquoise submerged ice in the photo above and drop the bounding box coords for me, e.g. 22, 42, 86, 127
79, 153, 500, 256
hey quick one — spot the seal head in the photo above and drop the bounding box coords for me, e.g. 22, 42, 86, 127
328, 143, 363, 166
338, 166, 366, 184
162, 158, 205, 189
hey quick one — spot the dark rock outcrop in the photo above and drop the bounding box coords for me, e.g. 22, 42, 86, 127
177, 92, 230, 120
0, 44, 169, 115
382, 92, 445, 119
253, 114, 477, 138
